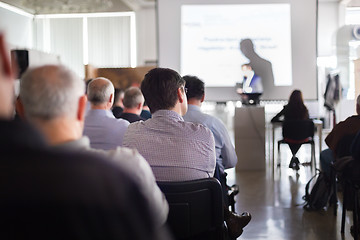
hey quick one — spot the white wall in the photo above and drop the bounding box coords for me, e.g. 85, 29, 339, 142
0, 6, 33, 49
136, 7, 157, 66
317, 1, 340, 57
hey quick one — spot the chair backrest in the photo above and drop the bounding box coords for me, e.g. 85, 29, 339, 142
282, 119, 315, 140
157, 178, 224, 240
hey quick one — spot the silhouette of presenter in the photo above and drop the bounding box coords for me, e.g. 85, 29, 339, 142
239, 39, 275, 97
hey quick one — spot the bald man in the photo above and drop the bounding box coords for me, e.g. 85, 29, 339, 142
84, 77, 130, 150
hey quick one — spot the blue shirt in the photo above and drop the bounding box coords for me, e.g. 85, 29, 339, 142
123, 110, 216, 181
183, 105, 238, 172
83, 109, 130, 150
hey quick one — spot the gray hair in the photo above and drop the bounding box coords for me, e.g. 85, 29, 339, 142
87, 77, 114, 105
123, 87, 144, 109
20, 65, 85, 120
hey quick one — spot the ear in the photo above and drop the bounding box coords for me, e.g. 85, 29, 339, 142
109, 93, 113, 104
201, 94, 205, 103
177, 88, 184, 103
15, 97, 25, 119
77, 95, 87, 122
137, 102, 142, 110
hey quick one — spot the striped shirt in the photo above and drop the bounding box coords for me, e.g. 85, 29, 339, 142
123, 110, 216, 181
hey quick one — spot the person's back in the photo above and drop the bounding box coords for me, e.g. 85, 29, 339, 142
123, 68, 216, 181
84, 78, 129, 150
320, 95, 360, 176
123, 68, 251, 239
124, 109, 215, 181
271, 89, 309, 122
0, 137, 169, 240
84, 109, 129, 149
182, 75, 237, 173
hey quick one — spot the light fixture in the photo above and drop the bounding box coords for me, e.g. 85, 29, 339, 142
21, 0, 113, 14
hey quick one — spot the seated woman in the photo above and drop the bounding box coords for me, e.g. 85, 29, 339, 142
271, 89, 309, 122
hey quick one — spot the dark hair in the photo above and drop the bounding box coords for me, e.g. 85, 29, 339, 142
183, 75, 204, 100
285, 89, 309, 120
114, 88, 124, 104
241, 63, 252, 69
141, 68, 185, 113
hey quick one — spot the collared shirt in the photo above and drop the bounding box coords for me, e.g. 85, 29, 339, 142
52, 136, 169, 226
119, 112, 145, 123
83, 109, 129, 150
183, 105, 237, 173
123, 110, 216, 181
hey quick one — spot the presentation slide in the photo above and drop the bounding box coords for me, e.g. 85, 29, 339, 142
157, 0, 317, 101
181, 4, 292, 87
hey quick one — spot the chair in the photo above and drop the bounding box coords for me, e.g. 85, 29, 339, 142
157, 178, 225, 240
332, 134, 360, 235
330, 134, 357, 217
213, 163, 239, 212
277, 119, 316, 171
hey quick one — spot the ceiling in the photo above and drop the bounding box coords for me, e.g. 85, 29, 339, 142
0, 0, 155, 14
1, 0, 360, 15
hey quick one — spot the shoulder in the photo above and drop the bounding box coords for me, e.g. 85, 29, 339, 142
114, 117, 130, 126
182, 120, 214, 141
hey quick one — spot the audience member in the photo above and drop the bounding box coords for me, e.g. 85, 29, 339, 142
183, 75, 237, 198
118, 86, 145, 123
17, 64, 168, 227
84, 78, 129, 150
123, 68, 215, 180
320, 95, 360, 177
141, 101, 152, 120
123, 67, 250, 239
271, 89, 309, 122
112, 88, 125, 118
0, 33, 171, 240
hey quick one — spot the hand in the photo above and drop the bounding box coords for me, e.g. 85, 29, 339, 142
0, 33, 15, 119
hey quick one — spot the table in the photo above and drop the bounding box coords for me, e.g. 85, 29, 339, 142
271, 119, 323, 167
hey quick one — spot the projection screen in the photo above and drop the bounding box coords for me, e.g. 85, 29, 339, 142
157, 0, 318, 101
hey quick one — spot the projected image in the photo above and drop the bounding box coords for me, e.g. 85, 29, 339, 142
181, 4, 292, 89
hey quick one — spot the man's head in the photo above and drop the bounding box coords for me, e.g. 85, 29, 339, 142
17, 65, 87, 144
241, 64, 253, 77
183, 75, 205, 104
357, 94, 360, 115
123, 87, 144, 115
19, 65, 85, 121
141, 68, 187, 115
87, 77, 115, 110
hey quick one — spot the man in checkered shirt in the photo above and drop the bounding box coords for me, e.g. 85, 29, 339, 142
123, 67, 251, 238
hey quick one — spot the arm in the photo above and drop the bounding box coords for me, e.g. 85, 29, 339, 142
271, 106, 286, 123
212, 119, 237, 169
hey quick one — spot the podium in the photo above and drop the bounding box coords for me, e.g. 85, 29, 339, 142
234, 106, 266, 171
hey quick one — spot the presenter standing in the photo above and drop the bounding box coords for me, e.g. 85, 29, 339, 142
236, 63, 263, 105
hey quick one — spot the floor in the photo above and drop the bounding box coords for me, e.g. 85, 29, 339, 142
225, 131, 354, 240
202, 102, 355, 240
